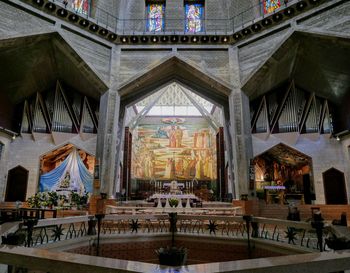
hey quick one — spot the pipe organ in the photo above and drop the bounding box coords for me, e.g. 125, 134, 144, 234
251, 81, 332, 135
20, 81, 98, 136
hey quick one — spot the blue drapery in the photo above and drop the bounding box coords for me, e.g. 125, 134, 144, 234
39, 149, 93, 193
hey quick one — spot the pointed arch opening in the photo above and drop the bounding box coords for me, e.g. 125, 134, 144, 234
5, 166, 29, 202
253, 143, 314, 204
323, 168, 347, 205
117, 57, 232, 201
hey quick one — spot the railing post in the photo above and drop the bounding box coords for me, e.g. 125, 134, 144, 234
87, 216, 97, 235
169, 212, 177, 247
95, 214, 105, 256
243, 215, 252, 258
23, 218, 38, 247
311, 211, 325, 252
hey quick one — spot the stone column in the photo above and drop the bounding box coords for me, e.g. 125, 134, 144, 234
228, 46, 254, 198
95, 46, 121, 198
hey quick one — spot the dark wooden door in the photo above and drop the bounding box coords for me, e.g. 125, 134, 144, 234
122, 127, 132, 198
303, 174, 312, 204
323, 168, 347, 205
5, 166, 28, 202
216, 127, 226, 200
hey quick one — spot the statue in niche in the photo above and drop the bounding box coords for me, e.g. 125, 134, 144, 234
59, 171, 71, 189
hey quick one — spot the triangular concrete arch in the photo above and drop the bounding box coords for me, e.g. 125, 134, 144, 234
118, 56, 232, 108
39, 142, 96, 159
254, 142, 312, 162
0, 31, 108, 103
242, 29, 350, 102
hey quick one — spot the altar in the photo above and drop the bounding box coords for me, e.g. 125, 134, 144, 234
148, 193, 198, 201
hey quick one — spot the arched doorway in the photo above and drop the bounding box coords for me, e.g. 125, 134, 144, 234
253, 143, 314, 204
5, 166, 29, 202
323, 168, 347, 205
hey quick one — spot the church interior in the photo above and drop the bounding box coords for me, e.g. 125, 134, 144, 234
0, 0, 350, 272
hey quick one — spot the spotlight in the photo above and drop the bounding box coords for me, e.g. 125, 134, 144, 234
284, 7, 295, 16
121, 37, 128, 43
108, 33, 117, 41
12, 135, 16, 140
296, 1, 307, 11
233, 33, 242, 40
57, 9, 68, 17
221, 36, 229, 43
336, 136, 340, 141
171, 35, 179, 43
272, 13, 283, 22
79, 19, 89, 27
309, 0, 320, 4
99, 29, 108, 36
141, 36, 149, 43
201, 36, 209, 43
242, 28, 251, 36
89, 24, 99, 32
191, 36, 198, 43
211, 36, 219, 43
45, 2, 56, 11
181, 36, 189, 43
130, 36, 138, 43
68, 14, 79, 22
151, 36, 158, 43
252, 24, 261, 32
262, 18, 272, 26
33, 0, 44, 6
161, 36, 169, 42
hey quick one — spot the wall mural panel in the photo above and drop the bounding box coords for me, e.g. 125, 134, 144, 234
131, 117, 217, 181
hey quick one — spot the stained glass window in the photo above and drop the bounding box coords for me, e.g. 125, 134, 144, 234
185, 2, 204, 33
72, 0, 90, 16
263, 0, 281, 14
147, 3, 165, 32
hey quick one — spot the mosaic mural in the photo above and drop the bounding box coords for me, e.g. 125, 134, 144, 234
131, 118, 217, 181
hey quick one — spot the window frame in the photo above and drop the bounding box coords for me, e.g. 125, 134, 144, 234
72, 0, 92, 17
263, 0, 281, 15
184, 0, 205, 33
146, 0, 166, 33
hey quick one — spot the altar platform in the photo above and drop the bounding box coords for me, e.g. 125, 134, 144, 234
147, 193, 198, 201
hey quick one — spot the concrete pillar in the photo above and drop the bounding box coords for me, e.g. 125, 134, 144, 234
95, 46, 121, 198
228, 46, 254, 199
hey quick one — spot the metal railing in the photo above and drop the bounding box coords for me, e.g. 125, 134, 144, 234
1, 212, 347, 272
49, 0, 309, 35
0, 213, 332, 252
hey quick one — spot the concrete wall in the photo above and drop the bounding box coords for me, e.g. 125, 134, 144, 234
252, 134, 349, 204
2, 134, 96, 201
0, 1, 54, 37
0, 134, 12, 200
108, 0, 258, 33
0, 0, 349, 204
59, 29, 111, 85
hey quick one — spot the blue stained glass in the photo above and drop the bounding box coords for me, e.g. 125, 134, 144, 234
264, 0, 281, 14
185, 3, 204, 33
147, 4, 165, 32
72, 0, 90, 16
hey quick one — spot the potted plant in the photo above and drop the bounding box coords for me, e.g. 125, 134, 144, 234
79, 192, 89, 209
27, 193, 42, 208
168, 198, 179, 208
70, 191, 81, 209
47, 191, 59, 208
